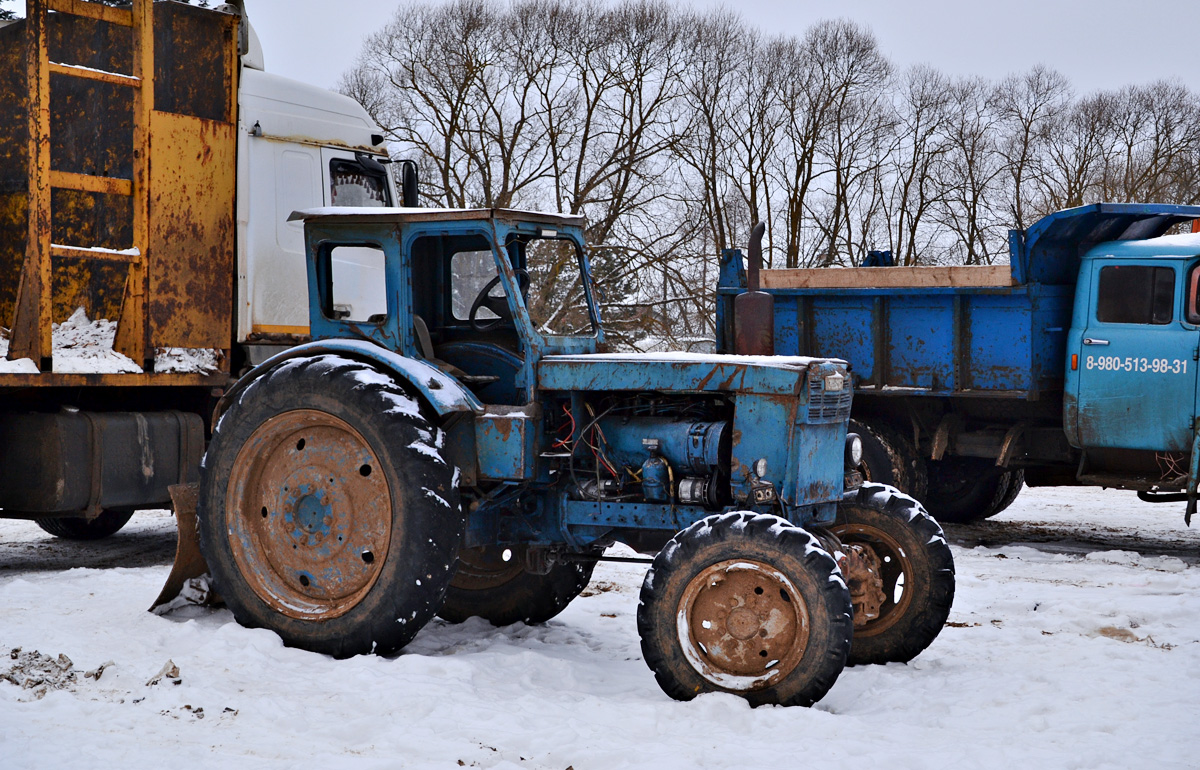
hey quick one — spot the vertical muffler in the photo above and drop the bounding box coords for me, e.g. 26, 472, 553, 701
734, 221, 774, 356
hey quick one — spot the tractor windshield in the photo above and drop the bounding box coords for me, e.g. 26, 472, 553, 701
508, 234, 599, 338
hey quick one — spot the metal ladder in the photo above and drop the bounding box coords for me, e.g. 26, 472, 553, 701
8, 0, 153, 371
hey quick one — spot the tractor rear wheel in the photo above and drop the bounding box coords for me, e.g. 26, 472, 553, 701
637, 512, 852, 707
36, 510, 133, 540
438, 545, 597, 626
198, 354, 463, 658
828, 483, 955, 665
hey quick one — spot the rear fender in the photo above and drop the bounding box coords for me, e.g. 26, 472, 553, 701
214, 340, 483, 427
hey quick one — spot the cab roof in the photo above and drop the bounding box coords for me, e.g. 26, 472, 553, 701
289, 206, 587, 231
1084, 231, 1200, 261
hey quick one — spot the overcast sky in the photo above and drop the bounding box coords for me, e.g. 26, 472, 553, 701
246, 0, 1197, 96
2, 0, 1195, 95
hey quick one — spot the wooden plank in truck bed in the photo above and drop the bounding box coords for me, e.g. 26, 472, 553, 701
760, 265, 1016, 290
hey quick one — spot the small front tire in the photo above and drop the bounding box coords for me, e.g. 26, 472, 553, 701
828, 483, 955, 665
638, 512, 852, 707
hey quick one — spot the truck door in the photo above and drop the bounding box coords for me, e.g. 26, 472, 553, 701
1072, 259, 1199, 451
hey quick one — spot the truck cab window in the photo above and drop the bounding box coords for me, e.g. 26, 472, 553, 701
1096, 265, 1174, 325
329, 159, 390, 207
326, 244, 388, 323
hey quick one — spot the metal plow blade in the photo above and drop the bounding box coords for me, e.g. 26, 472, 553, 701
150, 483, 219, 613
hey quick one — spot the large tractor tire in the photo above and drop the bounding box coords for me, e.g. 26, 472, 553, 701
828, 482, 955, 665
197, 354, 463, 658
925, 457, 1019, 524
36, 510, 133, 540
438, 545, 597, 626
849, 418, 927, 501
637, 512, 853, 708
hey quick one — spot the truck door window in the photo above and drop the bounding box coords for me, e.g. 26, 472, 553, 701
451, 250, 502, 321
327, 245, 388, 323
1095, 265, 1174, 325
329, 159, 390, 207
1188, 263, 1200, 324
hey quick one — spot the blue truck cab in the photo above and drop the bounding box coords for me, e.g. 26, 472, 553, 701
719, 203, 1200, 524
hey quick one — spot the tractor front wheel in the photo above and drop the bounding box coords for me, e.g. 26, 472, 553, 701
827, 483, 955, 665
637, 512, 852, 707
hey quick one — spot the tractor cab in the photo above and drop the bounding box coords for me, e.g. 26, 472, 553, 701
292, 207, 603, 405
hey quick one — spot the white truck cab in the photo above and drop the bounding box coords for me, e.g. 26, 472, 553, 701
235, 31, 398, 361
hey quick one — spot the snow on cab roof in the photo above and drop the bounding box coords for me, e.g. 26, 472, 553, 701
288, 206, 587, 229
1088, 230, 1200, 260
544, 352, 848, 368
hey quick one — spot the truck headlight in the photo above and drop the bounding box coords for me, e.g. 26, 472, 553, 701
845, 433, 863, 467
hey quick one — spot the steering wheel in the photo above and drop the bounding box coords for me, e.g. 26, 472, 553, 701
469, 268, 529, 331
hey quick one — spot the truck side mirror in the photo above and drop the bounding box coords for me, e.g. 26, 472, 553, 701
400, 160, 419, 208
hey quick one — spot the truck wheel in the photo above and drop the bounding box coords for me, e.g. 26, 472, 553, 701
828, 483, 954, 665
438, 545, 597, 626
198, 354, 463, 658
36, 510, 133, 540
637, 512, 852, 707
988, 470, 1024, 516
849, 419, 927, 500
924, 457, 1011, 523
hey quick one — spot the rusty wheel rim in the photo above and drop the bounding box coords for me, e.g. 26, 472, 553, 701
677, 559, 810, 691
226, 410, 393, 620
449, 546, 525, 590
831, 522, 912, 638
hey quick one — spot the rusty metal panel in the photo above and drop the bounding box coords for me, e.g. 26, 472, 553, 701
147, 110, 235, 349
153, 1, 237, 124
475, 406, 538, 481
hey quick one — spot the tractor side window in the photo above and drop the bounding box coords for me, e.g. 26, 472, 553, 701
523, 238, 594, 336
1188, 264, 1200, 324
329, 159, 390, 207
1096, 265, 1175, 325
328, 245, 388, 323
451, 250, 502, 321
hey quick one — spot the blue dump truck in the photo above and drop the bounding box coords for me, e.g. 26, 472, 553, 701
718, 203, 1200, 525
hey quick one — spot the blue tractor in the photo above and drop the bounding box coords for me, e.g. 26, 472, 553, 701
185, 207, 954, 706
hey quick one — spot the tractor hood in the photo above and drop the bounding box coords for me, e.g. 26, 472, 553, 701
537, 352, 848, 396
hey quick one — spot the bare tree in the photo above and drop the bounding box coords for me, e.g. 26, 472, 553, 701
994, 65, 1071, 231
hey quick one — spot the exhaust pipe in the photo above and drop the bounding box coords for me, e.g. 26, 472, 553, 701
734, 222, 774, 356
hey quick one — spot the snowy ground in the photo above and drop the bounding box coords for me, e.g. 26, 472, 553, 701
2, 487, 1199, 769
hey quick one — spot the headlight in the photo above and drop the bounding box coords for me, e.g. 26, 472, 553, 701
845, 433, 863, 467
753, 457, 768, 478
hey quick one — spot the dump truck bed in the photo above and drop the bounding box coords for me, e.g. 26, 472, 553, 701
0, 1, 236, 384
751, 267, 1073, 399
